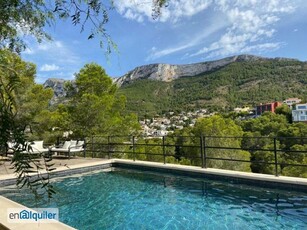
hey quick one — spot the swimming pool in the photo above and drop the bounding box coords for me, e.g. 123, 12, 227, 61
1, 167, 307, 229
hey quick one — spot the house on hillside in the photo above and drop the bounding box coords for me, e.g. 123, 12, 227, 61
283, 98, 302, 108
255, 102, 282, 116
292, 103, 307, 122
234, 106, 252, 113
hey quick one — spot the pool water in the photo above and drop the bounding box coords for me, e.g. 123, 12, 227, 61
1, 168, 307, 229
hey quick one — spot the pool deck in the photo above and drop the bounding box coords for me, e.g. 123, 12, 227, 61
0, 156, 109, 176
0, 158, 307, 229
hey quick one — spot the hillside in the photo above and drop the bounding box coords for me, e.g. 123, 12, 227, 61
116, 57, 307, 116
114, 54, 267, 86
43, 55, 307, 116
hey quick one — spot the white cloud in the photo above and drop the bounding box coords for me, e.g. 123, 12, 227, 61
37, 41, 64, 51
190, 0, 296, 58
40, 64, 60, 71
23, 40, 80, 65
21, 39, 82, 83
142, 0, 297, 61
241, 42, 283, 53
23, 48, 35, 55
147, 17, 228, 60
115, 0, 212, 23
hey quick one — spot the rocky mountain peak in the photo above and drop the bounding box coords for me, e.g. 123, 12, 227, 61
113, 54, 268, 87
43, 78, 68, 105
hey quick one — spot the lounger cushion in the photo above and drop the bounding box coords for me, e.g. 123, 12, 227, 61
76, 141, 84, 149
70, 140, 77, 148
29, 141, 48, 153
62, 141, 71, 149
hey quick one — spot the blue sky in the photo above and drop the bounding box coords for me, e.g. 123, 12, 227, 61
21, 0, 307, 83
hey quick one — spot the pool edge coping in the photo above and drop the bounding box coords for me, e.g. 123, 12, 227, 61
0, 158, 306, 186
113, 159, 307, 186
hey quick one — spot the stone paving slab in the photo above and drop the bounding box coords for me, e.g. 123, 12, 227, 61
0, 157, 108, 176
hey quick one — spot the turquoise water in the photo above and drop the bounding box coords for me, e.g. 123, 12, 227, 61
1, 168, 307, 229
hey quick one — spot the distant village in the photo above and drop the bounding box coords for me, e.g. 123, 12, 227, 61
140, 98, 307, 137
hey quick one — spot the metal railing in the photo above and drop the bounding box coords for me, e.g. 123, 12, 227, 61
78, 135, 307, 177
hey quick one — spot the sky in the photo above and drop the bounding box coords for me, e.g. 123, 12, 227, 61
20, 0, 307, 83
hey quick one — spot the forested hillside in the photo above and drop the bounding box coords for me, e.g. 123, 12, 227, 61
117, 59, 307, 116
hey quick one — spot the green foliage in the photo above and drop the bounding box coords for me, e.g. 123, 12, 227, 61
117, 79, 171, 117
0, 0, 167, 53
119, 113, 306, 177
0, 49, 55, 199
275, 104, 292, 123
0, 50, 53, 140
118, 59, 307, 114
0, 0, 52, 52
240, 113, 307, 176
241, 112, 289, 136
64, 63, 139, 137
281, 144, 307, 177
277, 123, 307, 149
11, 148, 56, 199
192, 115, 250, 171
133, 138, 164, 162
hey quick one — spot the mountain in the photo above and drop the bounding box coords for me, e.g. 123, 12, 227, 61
116, 55, 307, 115
43, 78, 69, 105
43, 55, 307, 115
114, 55, 268, 86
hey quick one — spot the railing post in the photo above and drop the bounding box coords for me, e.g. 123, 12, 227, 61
132, 136, 136, 161
203, 136, 207, 168
163, 136, 166, 164
274, 137, 278, 177
108, 136, 111, 159
83, 139, 86, 158
200, 134, 204, 168
91, 136, 94, 158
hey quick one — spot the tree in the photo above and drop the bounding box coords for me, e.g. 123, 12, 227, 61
275, 104, 292, 123
0, 49, 54, 139
65, 63, 139, 137
0, 49, 55, 199
241, 113, 307, 177
0, 0, 168, 53
281, 144, 307, 177
192, 115, 250, 171
241, 112, 289, 136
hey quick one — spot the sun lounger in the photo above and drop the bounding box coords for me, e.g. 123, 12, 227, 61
27, 141, 49, 154
6, 141, 49, 156
49, 140, 85, 159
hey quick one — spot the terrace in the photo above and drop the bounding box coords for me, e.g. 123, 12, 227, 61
0, 135, 306, 229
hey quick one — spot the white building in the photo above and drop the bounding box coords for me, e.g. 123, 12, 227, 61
283, 98, 301, 107
292, 103, 307, 122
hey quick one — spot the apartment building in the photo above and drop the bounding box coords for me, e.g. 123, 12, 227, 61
292, 103, 307, 122
256, 102, 282, 116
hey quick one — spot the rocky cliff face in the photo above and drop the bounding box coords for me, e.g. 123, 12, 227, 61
114, 54, 268, 87
43, 78, 68, 105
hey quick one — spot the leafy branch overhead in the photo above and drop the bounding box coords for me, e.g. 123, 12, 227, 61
0, 0, 168, 53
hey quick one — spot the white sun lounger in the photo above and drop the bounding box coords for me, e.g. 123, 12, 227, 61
49, 140, 85, 159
